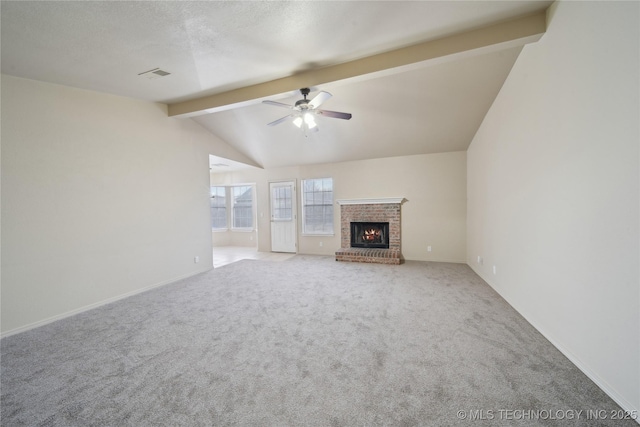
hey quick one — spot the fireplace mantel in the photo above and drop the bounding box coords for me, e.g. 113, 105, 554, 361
336, 197, 406, 205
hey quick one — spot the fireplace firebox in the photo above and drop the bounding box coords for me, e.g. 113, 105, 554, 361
350, 222, 390, 249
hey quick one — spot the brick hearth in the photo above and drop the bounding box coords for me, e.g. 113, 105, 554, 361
335, 198, 404, 265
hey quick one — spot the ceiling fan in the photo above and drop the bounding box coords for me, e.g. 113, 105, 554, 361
262, 88, 352, 133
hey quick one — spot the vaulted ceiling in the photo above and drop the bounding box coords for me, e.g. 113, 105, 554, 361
1, 1, 552, 171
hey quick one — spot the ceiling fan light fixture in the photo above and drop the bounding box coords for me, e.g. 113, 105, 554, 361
293, 113, 317, 130
304, 113, 317, 129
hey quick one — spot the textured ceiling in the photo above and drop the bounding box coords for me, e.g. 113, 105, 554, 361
197, 47, 523, 169
1, 1, 552, 170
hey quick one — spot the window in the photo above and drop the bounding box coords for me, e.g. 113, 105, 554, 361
232, 185, 254, 229
271, 185, 292, 221
210, 184, 255, 230
210, 186, 227, 230
302, 178, 333, 235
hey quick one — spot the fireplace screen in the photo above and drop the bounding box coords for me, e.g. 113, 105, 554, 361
350, 222, 390, 249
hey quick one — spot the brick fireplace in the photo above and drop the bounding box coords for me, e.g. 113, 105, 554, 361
335, 198, 404, 265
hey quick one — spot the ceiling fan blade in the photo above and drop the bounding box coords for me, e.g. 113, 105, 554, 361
262, 100, 296, 110
315, 109, 352, 120
267, 114, 295, 126
308, 91, 332, 109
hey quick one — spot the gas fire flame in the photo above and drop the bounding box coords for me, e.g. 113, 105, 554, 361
363, 228, 381, 241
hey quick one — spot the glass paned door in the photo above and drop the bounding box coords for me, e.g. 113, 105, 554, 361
269, 181, 297, 253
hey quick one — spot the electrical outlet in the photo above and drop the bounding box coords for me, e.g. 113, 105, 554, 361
477, 256, 483, 265
493, 265, 497, 275
427, 246, 432, 252
319, 241, 323, 247
194, 256, 199, 263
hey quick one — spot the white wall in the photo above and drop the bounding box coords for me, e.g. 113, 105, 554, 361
212, 230, 257, 248
0, 75, 242, 335
467, 1, 639, 413
212, 151, 467, 263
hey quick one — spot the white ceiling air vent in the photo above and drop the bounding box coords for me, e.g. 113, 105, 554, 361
138, 68, 171, 80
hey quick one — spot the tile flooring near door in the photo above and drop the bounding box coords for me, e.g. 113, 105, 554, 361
213, 246, 296, 268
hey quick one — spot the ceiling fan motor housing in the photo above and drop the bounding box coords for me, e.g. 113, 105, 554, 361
295, 99, 310, 109
295, 88, 311, 109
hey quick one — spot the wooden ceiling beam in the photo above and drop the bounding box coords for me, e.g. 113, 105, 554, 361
168, 10, 546, 118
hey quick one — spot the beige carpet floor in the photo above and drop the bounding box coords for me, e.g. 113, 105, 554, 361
1, 255, 633, 426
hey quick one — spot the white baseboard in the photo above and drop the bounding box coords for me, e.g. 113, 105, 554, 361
468, 263, 640, 424
0, 266, 213, 339
405, 257, 467, 264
